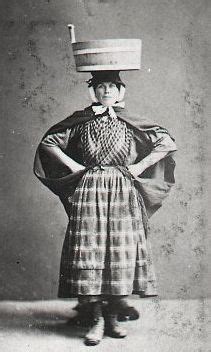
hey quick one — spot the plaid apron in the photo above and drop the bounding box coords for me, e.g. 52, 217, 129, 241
58, 114, 157, 297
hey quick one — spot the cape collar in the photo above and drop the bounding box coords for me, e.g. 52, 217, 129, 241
91, 102, 125, 119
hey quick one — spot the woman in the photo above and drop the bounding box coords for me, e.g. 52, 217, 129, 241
34, 70, 177, 345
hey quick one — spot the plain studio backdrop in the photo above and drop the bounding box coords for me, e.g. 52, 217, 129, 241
0, 0, 210, 303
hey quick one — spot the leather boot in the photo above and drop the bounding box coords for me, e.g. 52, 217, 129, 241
117, 299, 140, 321
84, 302, 105, 346
105, 314, 127, 338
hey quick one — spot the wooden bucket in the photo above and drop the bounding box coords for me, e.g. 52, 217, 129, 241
71, 39, 142, 72
68, 25, 141, 72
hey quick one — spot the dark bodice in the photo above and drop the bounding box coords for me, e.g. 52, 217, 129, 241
78, 115, 134, 166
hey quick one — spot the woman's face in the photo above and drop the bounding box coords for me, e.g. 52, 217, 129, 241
94, 82, 120, 107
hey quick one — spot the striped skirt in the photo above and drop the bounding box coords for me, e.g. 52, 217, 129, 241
58, 166, 157, 297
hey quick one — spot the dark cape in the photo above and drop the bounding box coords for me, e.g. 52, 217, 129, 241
34, 105, 177, 217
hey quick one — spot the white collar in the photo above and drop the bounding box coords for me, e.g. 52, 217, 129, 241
92, 102, 125, 118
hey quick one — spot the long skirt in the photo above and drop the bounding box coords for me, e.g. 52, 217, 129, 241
58, 166, 157, 298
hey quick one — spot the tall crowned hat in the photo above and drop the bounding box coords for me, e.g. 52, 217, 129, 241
68, 24, 142, 72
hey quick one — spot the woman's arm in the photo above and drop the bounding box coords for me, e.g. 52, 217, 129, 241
128, 128, 177, 177
40, 127, 85, 174
128, 151, 168, 177
40, 145, 86, 173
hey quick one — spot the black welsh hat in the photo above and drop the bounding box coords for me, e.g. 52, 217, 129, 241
87, 71, 125, 88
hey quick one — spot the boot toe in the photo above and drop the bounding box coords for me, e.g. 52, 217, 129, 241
118, 306, 140, 321
84, 338, 101, 346
84, 317, 105, 345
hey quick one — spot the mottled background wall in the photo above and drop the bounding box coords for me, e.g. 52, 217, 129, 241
0, 0, 210, 300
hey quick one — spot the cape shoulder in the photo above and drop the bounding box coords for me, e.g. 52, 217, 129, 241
43, 105, 165, 139
42, 108, 93, 138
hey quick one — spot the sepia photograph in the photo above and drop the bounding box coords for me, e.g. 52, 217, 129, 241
0, 1, 210, 351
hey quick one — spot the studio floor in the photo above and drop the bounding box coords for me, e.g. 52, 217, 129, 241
0, 298, 209, 352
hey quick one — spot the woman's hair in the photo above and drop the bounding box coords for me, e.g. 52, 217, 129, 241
87, 71, 125, 90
